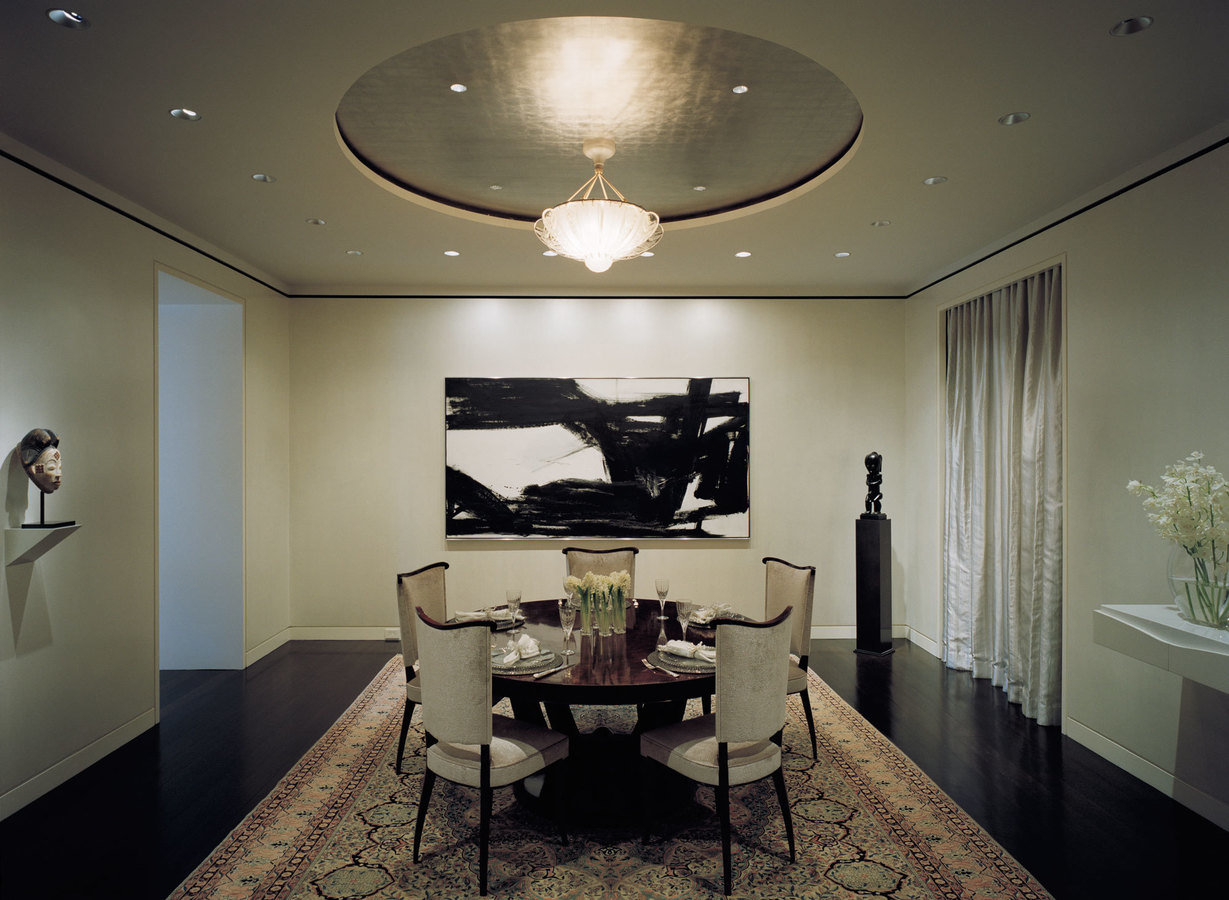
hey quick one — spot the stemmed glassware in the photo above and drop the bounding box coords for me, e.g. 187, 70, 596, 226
505, 589, 522, 635
558, 599, 576, 656
654, 577, 670, 620
676, 600, 695, 639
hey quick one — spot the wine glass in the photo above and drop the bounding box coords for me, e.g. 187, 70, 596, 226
506, 589, 522, 634
677, 600, 694, 638
558, 599, 576, 657
654, 577, 670, 620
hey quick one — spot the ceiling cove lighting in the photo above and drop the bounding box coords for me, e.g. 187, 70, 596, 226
534, 138, 663, 273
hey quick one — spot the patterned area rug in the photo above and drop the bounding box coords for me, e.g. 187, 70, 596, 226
168, 657, 1051, 899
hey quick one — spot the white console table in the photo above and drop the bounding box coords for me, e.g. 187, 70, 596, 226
1093, 604, 1229, 694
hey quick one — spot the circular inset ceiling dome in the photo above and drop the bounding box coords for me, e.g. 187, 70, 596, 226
336, 17, 862, 224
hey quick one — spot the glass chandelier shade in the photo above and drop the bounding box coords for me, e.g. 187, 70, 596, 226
534, 139, 663, 273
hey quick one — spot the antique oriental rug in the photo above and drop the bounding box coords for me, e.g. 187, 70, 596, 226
168, 657, 1052, 899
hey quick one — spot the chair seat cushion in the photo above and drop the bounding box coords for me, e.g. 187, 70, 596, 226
640, 714, 781, 787
786, 662, 809, 694
405, 670, 422, 703
428, 714, 569, 788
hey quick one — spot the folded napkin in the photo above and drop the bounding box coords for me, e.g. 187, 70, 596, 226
456, 608, 522, 622
689, 603, 733, 626
500, 633, 543, 665
662, 640, 717, 663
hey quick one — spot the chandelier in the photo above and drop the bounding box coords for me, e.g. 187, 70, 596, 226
534, 138, 663, 273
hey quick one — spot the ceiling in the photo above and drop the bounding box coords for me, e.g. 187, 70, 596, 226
3, 1, 1228, 298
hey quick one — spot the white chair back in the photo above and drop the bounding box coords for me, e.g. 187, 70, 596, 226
416, 609, 494, 746
562, 546, 639, 598
396, 562, 448, 666
763, 557, 815, 660
714, 607, 792, 745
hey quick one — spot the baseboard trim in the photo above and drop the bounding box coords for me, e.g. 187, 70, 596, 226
809, 625, 938, 657
0, 708, 156, 820
286, 625, 394, 641
1065, 717, 1229, 830
245, 628, 291, 666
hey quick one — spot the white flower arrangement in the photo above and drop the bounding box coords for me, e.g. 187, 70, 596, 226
1128, 451, 1229, 625
564, 570, 632, 634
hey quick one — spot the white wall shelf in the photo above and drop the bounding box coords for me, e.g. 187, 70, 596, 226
4, 524, 81, 566
1094, 604, 1229, 694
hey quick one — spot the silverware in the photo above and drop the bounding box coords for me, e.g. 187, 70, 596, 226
642, 657, 678, 678
532, 663, 566, 679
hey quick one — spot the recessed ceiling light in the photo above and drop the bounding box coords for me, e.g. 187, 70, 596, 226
640, 251, 655, 258
47, 9, 89, 28
871, 219, 892, 227
251, 173, 276, 184
345, 249, 363, 256
997, 111, 1031, 126
734, 250, 751, 258
169, 107, 201, 121
489, 184, 503, 191
443, 249, 460, 257
306, 217, 325, 226
923, 176, 948, 186
693, 185, 708, 192
1110, 16, 1153, 36
542, 250, 558, 257
732, 85, 749, 94
449, 83, 467, 93
835, 251, 852, 258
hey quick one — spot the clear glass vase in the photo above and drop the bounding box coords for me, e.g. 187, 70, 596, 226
577, 591, 593, 636
612, 588, 627, 634
595, 588, 614, 636
1168, 545, 1229, 629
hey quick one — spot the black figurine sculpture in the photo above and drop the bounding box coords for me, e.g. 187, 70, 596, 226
863, 451, 885, 518
855, 449, 892, 654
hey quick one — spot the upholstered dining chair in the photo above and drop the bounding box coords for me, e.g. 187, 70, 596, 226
562, 546, 639, 599
412, 609, 571, 896
763, 556, 818, 758
394, 562, 449, 773
639, 608, 797, 895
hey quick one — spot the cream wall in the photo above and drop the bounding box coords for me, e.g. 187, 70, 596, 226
900, 140, 1229, 826
0, 145, 292, 815
287, 296, 906, 637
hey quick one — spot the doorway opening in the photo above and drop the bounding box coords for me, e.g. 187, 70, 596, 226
156, 270, 244, 670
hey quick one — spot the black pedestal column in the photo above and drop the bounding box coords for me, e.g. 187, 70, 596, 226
855, 516, 894, 656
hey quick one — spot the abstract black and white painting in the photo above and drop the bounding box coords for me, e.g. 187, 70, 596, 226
445, 377, 750, 539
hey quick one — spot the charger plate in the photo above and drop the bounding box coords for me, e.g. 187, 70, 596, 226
648, 648, 715, 674
491, 649, 562, 675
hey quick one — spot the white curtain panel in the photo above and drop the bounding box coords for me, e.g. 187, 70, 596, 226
942, 265, 1064, 726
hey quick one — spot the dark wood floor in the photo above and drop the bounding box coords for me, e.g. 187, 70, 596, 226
2, 638, 1225, 899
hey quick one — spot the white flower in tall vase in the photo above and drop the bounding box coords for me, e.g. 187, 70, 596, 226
1128, 451, 1229, 628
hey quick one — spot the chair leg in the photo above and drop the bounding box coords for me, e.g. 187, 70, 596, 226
701, 694, 711, 716
772, 766, 796, 863
479, 747, 491, 896
396, 699, 416, 773
717, 744, 732, 895
548, 757, 570, 846
796, 686, 818, 759
639, 755, 656, 843
413, 767, 436, 863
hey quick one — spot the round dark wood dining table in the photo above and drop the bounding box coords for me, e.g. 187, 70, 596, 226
493, 598, 714, 735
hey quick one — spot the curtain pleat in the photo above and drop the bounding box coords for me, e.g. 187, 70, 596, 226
942, 266, 1063, 726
